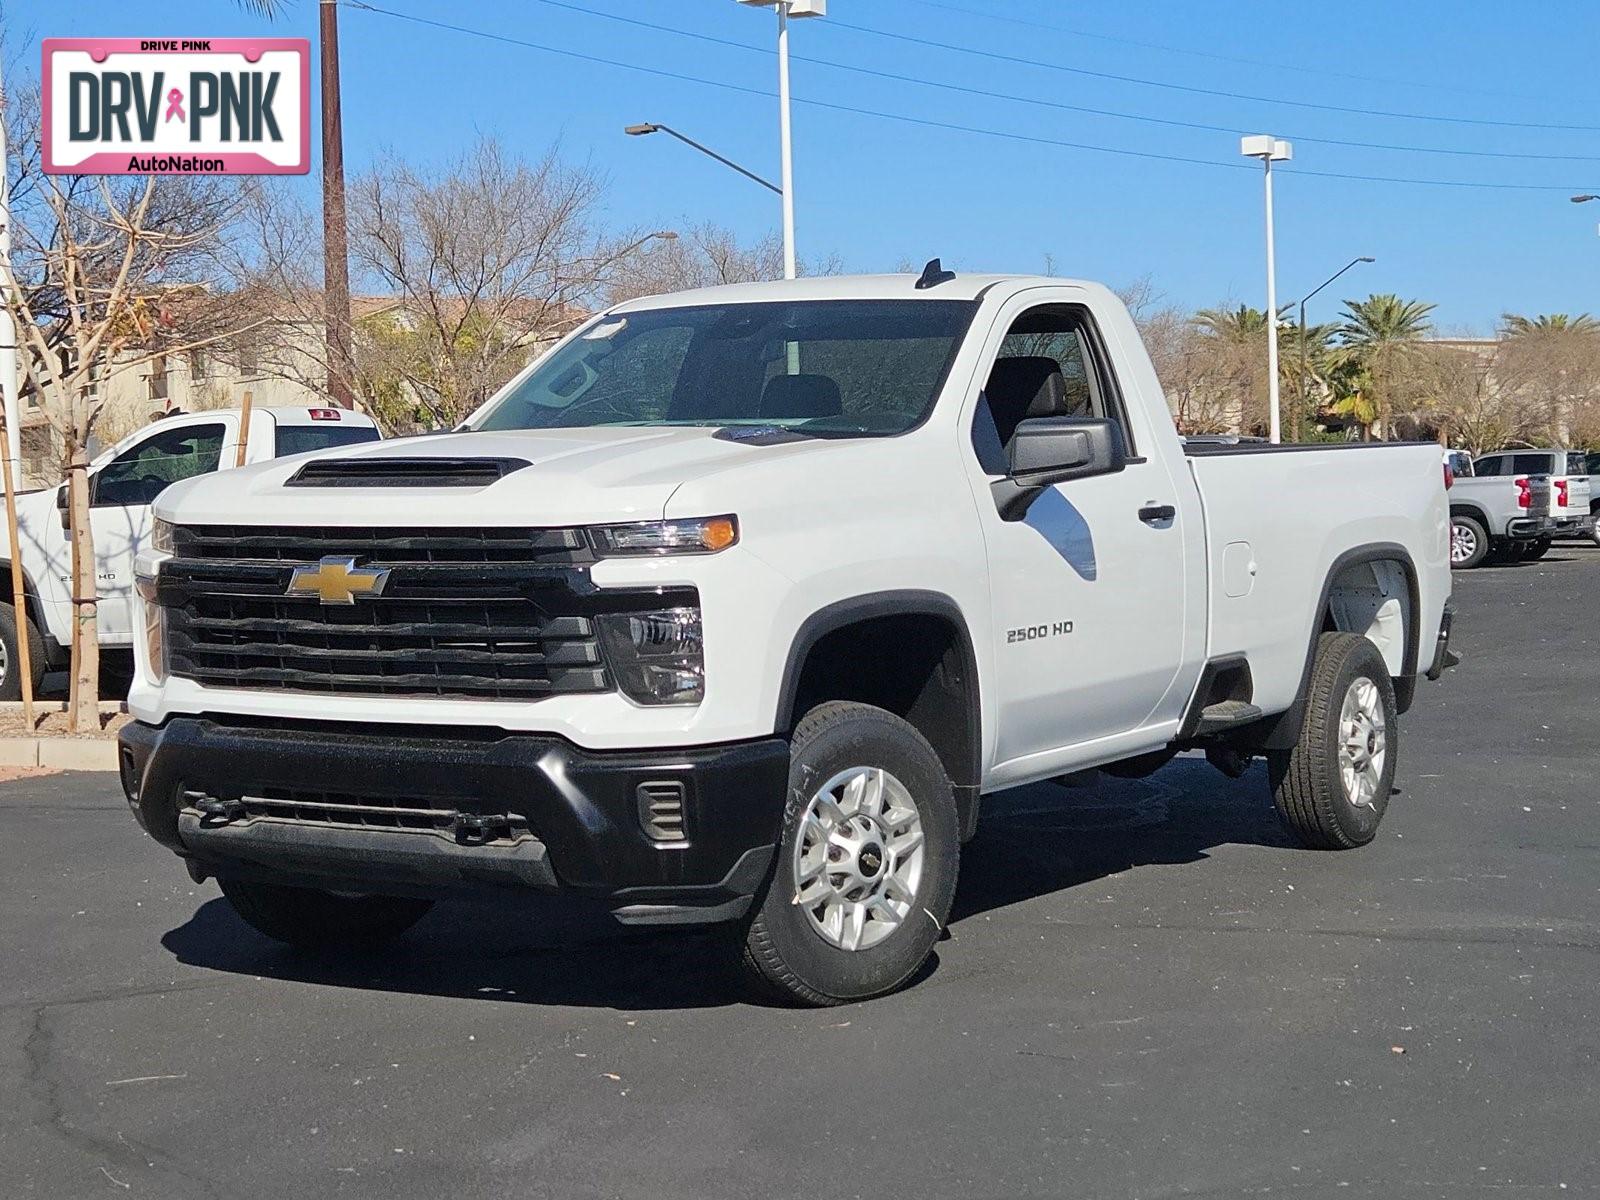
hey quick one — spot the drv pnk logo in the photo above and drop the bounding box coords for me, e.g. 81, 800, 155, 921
43, 38, 309, 176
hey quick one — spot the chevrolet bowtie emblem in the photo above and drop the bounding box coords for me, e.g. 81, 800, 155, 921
286, 556, 392, 605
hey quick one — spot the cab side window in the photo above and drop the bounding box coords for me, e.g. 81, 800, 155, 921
92, 423, 226, 508
970, 305, 1132, 476
1474, 455, 1506, 477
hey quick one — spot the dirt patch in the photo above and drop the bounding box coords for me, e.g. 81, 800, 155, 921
0, 710, 130, 738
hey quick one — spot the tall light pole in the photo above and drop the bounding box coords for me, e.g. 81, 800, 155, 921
624, 124, 781, 194
1241, 135, 1293, 443
736, 0, 825, 280
1295, 256, 1374, 441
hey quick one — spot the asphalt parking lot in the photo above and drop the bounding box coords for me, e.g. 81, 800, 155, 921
4, 545, 1597, 1200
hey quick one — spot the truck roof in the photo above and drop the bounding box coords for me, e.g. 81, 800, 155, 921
268, 406, 379, 427
607, 272, 1095, 312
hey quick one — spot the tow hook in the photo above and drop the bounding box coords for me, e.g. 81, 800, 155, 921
453, 812, 513, 846
191, 794, 247, 827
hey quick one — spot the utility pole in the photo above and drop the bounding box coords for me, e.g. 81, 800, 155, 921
321, 0, 355, 407
0, 57, 19, 471
1241, 136, 1292, 443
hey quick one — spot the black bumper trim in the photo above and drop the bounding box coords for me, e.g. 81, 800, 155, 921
120, 717, 789, 923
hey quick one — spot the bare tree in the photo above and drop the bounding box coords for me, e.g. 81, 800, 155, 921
349, 138, 644, 428
604, 222, 784, 305
1, 92, 250, 728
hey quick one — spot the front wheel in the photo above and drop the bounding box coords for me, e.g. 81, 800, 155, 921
1267, 632, 1398, 850
739, 702, 960, 1005
1449, 514, 1489, 569
219, 878, 434, 949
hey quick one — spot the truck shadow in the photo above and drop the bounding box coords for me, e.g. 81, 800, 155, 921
159, 758, 1292, 1011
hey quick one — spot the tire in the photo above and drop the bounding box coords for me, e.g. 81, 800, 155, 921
739, 701, 960, 1006
1448, 514, 1489, 569
1519, 536, 1552, 561
1267, 632, 1398, 850
218, 877, 433, 949
0, 604, 47, 702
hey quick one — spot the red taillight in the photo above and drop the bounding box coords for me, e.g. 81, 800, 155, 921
1443, 463, 1454, 490
308, 408, 341, 421
1516, 477, 1532, 508
1556, 479, 1569, 507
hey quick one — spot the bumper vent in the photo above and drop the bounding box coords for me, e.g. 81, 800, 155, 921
637, 781, 688, 843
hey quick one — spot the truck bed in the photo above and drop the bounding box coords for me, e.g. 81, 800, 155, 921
1185, 441, 1450, 716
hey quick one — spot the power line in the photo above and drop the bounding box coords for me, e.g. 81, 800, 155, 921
507, 0, 1600, 162
340, 1, 1598, 193
825, 17, 1600, 134
904, 0, 1545, 104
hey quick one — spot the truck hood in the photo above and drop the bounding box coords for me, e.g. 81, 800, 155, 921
155, 425, 836, 526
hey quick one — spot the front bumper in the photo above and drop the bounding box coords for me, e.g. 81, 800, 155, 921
118, 717, 789, 925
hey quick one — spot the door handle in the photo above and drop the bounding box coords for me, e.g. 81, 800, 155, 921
1138, 503, 1176, 524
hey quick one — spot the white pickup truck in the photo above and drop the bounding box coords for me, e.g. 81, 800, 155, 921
119, 272, 1453, 1005
0, 406, 379, 697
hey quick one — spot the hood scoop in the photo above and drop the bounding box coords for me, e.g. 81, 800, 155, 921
285, 456, 531, 488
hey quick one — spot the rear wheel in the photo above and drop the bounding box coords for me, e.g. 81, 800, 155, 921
1448, 514, 1489, 569
739, 702, 959, 1006
0, 604, 47, 702
1267, 633, 1398, 850
219, 878, 434, 949
1520, 536, 1552, 561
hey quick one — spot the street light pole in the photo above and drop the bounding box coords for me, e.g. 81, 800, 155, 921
624, 124, 781, 194
1241, 135, 1293, 443
1294, 256, 1375, 442
776, 2, 796, 280
737, 0, 825, 280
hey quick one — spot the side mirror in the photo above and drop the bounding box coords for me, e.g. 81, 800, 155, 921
994, 416, 1126, 519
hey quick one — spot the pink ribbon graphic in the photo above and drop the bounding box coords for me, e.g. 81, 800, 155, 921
164, 88, 185, 123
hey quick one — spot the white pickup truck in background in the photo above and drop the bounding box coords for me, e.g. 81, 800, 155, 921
0, 406, 380, 697
120, 271, 1453, 1005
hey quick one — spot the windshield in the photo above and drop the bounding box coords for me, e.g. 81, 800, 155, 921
472, 299, 979, 437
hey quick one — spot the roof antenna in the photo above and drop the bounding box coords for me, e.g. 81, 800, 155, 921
914, 257, 956, 290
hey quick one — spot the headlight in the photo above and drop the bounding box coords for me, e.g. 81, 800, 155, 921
150, 517, 175, 554
135, 573, 167, 684
595, 607, 704, 705
590, 516, 737, 556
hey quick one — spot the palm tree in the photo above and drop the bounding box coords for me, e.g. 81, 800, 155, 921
1336, 294, 1436, 439
1500, 312, 1600, 336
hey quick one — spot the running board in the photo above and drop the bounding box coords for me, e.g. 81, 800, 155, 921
1192, 699, 1264, 736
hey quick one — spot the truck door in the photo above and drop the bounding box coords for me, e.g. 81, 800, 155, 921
87, 420, 227, 642
968, 301, 1188, 766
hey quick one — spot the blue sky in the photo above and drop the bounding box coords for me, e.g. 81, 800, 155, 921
12, 0, 1600, 332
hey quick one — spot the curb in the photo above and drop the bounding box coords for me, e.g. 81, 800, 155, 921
0, 737, 120, 772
